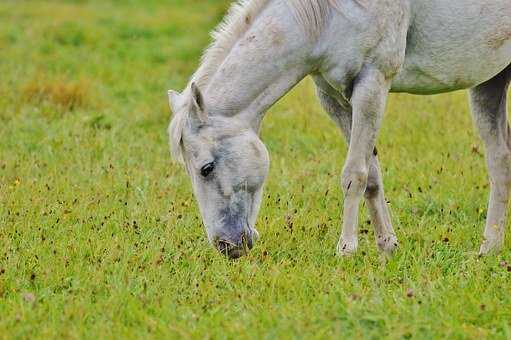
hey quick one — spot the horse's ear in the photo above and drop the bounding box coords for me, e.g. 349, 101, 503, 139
190, 82, 208, 123
168, 90, 181, 114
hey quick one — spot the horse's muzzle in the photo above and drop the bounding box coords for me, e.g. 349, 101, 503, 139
215, 231, 254, 259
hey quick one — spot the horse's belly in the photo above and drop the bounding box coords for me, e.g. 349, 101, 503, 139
390, 0, 511, 95
391, 51, 510, 95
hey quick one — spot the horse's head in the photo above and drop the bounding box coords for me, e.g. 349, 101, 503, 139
168, 84, 270, 259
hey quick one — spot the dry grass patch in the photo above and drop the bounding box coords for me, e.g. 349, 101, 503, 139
22, 76, 91, 111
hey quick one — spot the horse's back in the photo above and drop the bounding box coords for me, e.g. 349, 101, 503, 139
391, 0, 511, 94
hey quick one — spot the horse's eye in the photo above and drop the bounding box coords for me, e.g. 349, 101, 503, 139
200, 162, 215, 177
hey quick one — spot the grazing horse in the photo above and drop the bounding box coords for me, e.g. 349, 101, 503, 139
168, 0, 511, 259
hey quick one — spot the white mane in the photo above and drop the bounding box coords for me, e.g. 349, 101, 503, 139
192, 0, 271, 89
170, 0, 355, 163
192, 0, 354, 88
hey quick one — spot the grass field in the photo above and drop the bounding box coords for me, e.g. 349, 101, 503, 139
1, 1, 511, 338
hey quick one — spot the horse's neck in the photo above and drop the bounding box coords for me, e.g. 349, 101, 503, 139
201, 1, 315, 130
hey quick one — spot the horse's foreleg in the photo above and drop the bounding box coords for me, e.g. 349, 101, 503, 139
314, 77, 398, 255
338, 66, 390, 256
365, 156, 399, 254
469, 65, 511, 255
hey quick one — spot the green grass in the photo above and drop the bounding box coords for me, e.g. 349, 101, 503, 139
1, 1, 510, 338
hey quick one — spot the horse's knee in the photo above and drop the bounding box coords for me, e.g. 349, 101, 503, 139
488, 147, 511, 187
341, 167, 368, 196
362, 161, 380, 199
364, 175, 380, 199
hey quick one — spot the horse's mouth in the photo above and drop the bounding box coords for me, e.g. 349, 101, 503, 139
217, 242, 247, 259
215, 228, 255, 259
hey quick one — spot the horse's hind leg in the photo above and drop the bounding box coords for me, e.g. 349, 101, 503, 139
469, 65, 511, 255
314, 76, 398, 255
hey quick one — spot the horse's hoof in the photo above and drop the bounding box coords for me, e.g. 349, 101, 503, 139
377, 234, 399, 255
337, 238, 358, 256
478, 239, 503, 256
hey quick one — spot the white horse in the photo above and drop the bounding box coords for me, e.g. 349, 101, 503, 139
168, 0, 511, 259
